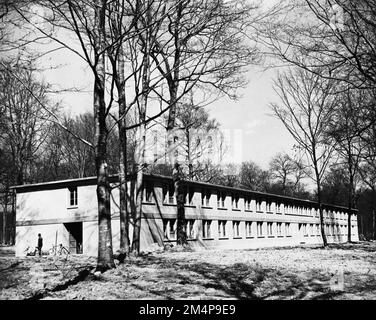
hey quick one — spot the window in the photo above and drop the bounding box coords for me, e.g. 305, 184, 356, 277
266, 201, 272, 213
257, 222, 263, 237
185, 187, 194, 205
310, 224, 314, 236
233, 221, 241, 238
218, 220, 227, 238
68, 186, 78, 207
284, 204, 289, 214
143, 181, 153, 202
276, 202, 281, 213
285, 223, 291, 236
245, 221, 253, 237
267, 222, 273, 237
245, 198, 251, 211
256, 200, 262, 212
277, 222, 282, 236
303, 224, 308, 236
232, 194, 239, 209
201, 190, 211, 207
316, 224, 320, 235
202, 220, 212, 239
217, 192, 226, 208
183, 219, 195, 239
163, 183, 175, 204
163, 219, 176, 240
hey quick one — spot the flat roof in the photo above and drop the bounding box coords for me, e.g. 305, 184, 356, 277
11, 173, 357, 213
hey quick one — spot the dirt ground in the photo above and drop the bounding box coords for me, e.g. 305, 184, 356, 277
1, 242, 376, 300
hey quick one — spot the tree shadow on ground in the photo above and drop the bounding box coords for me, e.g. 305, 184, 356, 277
125, 254, 355, 300
326, 242, 376, 253
127, 255, 265, 299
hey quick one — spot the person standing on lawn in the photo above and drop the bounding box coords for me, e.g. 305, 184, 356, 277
37, 233, 43, 256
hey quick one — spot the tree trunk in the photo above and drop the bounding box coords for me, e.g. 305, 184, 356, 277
94, 0, 114, 271
131, 3, 150, 255
3, 189, 8, 244
347, 179, 353, 243
347, 161, 354, 243
11, 189, 15, 245
166, 60, 187, 246
131, 156, 144, 255
131, 112, 147, 254
186, 128, 193, 180
117, 45, 130, 255
316, 179, 327, 247
173, 163, 187, 245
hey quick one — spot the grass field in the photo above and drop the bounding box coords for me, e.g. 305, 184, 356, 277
1, 242, 376, 300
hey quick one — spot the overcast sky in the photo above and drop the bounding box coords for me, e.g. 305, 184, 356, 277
33, 0, 296, 171
42, 55, 296, 170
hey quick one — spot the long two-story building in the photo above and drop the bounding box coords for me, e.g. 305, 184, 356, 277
13, 174, 359, 256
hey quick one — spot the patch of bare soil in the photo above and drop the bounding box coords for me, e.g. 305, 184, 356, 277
1, 242, 376, 300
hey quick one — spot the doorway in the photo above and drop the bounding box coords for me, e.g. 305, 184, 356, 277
64, 222, 83, 254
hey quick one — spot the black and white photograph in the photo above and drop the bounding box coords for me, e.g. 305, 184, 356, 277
1, 0, 376, 304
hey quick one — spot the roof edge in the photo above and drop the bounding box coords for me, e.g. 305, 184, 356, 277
11, 174, 358, 212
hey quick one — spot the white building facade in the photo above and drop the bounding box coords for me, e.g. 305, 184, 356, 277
13, 174, 359, 256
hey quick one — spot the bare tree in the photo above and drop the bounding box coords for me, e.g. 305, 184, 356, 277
148, 0, 259, 245
0, 58, 55, 245
239, 161, 270, 192
271, 67, 337, 246
170, 95, 225, 181
327, 86, 367, 242
0, 59, 54, 185
256, 0, 376, 89
269, 152, 309, 196
13, 0, 117, 269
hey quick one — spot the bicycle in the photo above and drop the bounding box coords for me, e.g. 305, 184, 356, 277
48, 244, 70, 259
24, 246, 48, 256
24, 246, 37, 256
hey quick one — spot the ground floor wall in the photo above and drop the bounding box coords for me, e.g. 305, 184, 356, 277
15, 215, 359, 257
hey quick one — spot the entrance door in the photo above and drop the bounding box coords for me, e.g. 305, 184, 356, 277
64, 222, 83, 254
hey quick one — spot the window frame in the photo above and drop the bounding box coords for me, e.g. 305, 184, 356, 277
163, 218, 176, 241
202, 220, 212, 239
233, 221, 241, 238
218, 220, 227, 239
68, 186, 78, 207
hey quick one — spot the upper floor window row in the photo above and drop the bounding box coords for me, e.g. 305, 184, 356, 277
145, 181, 351, 216
162, 183, 194, 205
